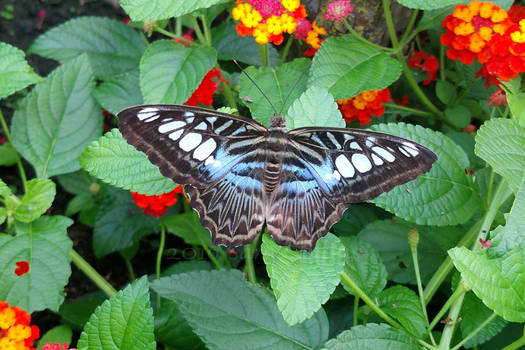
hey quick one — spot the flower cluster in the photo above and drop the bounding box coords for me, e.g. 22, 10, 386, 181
131, 185, 184, 217
186, 68, 226, 107
408, 50, 439, 85
0, 302, 39, 350
337, 88, 391, 125
325, 0, 354, 22
441, 2, 525, 86
232, 0, 307, 45
42, 342, 75, 350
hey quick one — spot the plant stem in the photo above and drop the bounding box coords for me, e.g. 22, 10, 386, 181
451, 312, 497, 350
123, 256, 135, 281
156, 224, 166, 307
70, 249, 117, 297
502, 335, 525, 350
427, 283, 468, 334
343, 19, 394, 51
382, 0, 399, 47
399, 9, 419, 45
244, 235, 259, 283
0, 109, 27, 192
259, 44, 269, 66
353, 296, 359, 326
189, 15, 207, 45
384, 103, 435, 118
280, 35, 294, 64
438, 290, 466, 350
200, 15, 212, 45
154, 26, 197, 46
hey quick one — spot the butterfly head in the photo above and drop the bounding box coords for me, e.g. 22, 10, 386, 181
269, 115, 286, 130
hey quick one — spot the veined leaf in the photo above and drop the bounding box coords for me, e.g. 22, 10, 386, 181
151, 269, 329, 350
371, 123, 480, 226
449, 246, 525, 322
239, 58, 310, 127
261, 233, 345, 326
163, 211, 212, 247
286, 86, 345, 129
29, 16, 146, 78
79, 129, 176, 195
475, 118, 525, 193
140, 40, 217, 104
121, 0, 231, 21
92, 70, 143, 116
308, 35, 401, 100
11, 54, 101, 178
0, 216, 73, 312
13, 179, 56, 223
0, 41, 42, 99
78, 277, 156, 350
396, 0, 461, 10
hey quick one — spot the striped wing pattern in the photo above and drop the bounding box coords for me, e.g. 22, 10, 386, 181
118, 105, 437, 251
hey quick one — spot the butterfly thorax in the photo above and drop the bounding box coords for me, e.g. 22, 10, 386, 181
264, 115, 288, 193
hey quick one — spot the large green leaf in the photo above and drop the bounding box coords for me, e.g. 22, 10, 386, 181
376, 286, 426, 338
322, 323, 420, 350
79, 129, 176, 195
13, 179, 56, 223
0, 216, 73, 313
0, 142, 18, 166
140, 40, 217, 104
163, 211, 212, 247
286, 86, 345, 129
0, 41, 41, 99
449, 246, 525, 322
151, 269, 329, 350
261, 233, 345, 326
78, 277, 156, 350
121, 0, 231, 21
92, 70, 143, 116
371, 123, 480, 226
400, 0, 513, 10
29, 16, 146, 78
475, 118, 525, 193
11, 54, 101, 178
239, 58, 310, 127
155, 301, 206, 350
358, 219, 462, 284
93, 188, 157, 257
308, 35, 401, 100
340, 236, 387, 298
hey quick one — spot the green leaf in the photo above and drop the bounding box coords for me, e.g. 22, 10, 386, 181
58, 297, 105, 330
93, 188, 157, 257
371, 123, 480, 225
0, 142, 18, 166
446, 131, 485, 169
0, 41, 41, 99
396, 0, 461, 10
416, 7, 454, 32
490, 176, 525, 256
358, 219, 462, 284
261, 233, 345, 326
286, 87, 345, 129
331, 205, 382, 237
161, 260, 213, 276
321, 323, 420, 350
377, 286, 426, 338
11, 54, 101, 178
211, 21, 280, 66
340, 236, 387, 298
436, 80, 457, 105
449, 246, 525, 322
460, 291, 507, 348
57, 170, 95, 195
239, 58, 310, 127
151, 269, 329, 350
92, 70, 143, 115
445, 105, 471, 129
121, 0, 231, 21
13, 178, 56, 223
0, 216, 73, 312
308, 35, 402, 100
0, 178, 12, 197
78, 277, 156, 350
29, 16, 146, 78
37, 324, 73, 350
79, 129, 176, 195
0, 208, 6, 226
475, 118, 525, 193
163, 211, 212, 247
140, 40, 217, 104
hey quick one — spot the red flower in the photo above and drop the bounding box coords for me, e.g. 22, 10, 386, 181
0, 137, 5, 145
337, 88, 391, 125
487, 89, 507, 106
42, 342, 74, 350
131, 186, 184, 217
14, 261, 30, 276
172, 29, 194, 47
408, 50, 439, 85
393, 94, 409, 106
185, 68, 227, 107
479, 238, 491, 249
0, 302, 39, 349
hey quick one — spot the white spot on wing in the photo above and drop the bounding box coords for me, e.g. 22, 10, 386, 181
372, 154, 384, 166
335, 154, 355, 178
343, 134, 354, 141
208, 117, 217, 124
168, 129, 183, 141
195, 122, 207, 130
205, 155, 214, 166
327, 133, 341, 149
193, 138, 217, 161
184, 112, 195, 117
179, 132, 202, 151
215, 120, 233, 134
352, 153, 372, 173
333, 170, 341, 181
350, 142, 362, 151
158, 121, 185, 133
144, 115, 159, 122
230, 126, 246, 136
398, 147, 411, 157
372, 146, 395, 162
402, 142, 420, 156
137, 107, 159, 120
186, 117, 194, 123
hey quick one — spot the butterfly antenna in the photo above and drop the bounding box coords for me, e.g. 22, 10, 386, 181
234, 59, 279, 116
278, 61, 312, 116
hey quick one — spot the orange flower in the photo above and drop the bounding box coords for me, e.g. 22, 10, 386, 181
337, 88, 391, 125
0, 302, 39, 350
131, 186, 184, 217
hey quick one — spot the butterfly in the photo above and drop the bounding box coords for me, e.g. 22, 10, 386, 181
118, 104, 437, 251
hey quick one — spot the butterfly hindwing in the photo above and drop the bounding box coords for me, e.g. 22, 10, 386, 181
118, 105, 267, 188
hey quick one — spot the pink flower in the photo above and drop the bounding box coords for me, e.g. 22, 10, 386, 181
479, 238, 491, 249
294, 18, 312, 39
325, 0, 354, 22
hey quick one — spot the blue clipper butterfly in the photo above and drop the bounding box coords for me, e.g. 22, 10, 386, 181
118, 105, 437, 251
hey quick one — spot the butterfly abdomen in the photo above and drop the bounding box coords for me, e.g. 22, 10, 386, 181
263, 128, 288, 193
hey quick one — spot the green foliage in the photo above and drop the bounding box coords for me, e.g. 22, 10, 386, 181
120, 0, 231, 21
0, 42, 42, 99
92, 70, 143, 115
286, 86, 345, 129
37, 325, 73, 350
78, 277, 156, 350
261, 233, 345, 325
163, 211, 212, 246
13, 179, 56, 223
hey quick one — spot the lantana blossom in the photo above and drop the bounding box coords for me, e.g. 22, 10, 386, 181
408, 50, 439, 85
185, 68, 227, 107
0, 302, 39, 350
325, 0, 354, 22
337, 88, 391, 125
131, 186, 184, 217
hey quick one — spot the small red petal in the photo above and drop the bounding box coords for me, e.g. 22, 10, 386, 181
15, 261, 30, 276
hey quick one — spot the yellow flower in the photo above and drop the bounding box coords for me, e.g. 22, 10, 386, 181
232, 3, 262, 28
0, 307, 16, 329
280, 13, 297, 34
282, 0, 300, 12
511, 19, 525, 43
266, 16, 283, 35
253, 23, 270, 44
